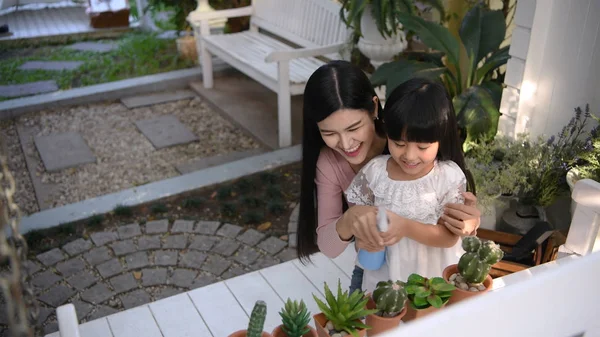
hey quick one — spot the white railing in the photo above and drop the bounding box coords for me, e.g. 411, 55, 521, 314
559, 179, 600, 257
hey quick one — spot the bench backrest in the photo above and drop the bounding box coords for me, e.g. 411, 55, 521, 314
251, 0, 351, 48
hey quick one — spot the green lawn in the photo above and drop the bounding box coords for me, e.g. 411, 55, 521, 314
0, 32, 196, 101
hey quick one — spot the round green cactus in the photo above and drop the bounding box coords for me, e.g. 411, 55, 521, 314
247, 300, 267, 337
458, 237, 504, 284
373, 280, 408, 317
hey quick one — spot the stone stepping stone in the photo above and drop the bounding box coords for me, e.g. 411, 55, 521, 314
120, 89, 197, 109
0, 80, 58, 98
34, 132, 96, 172
67, 41, 118, 53
135, 115, 198, 149
19, 61, 84, 71
175, 148, 265, 174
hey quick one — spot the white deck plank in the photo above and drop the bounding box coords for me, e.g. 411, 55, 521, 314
188, 281, 249, 337
106, 306, 162, 337
79, 317, 114, 337
149, 293, 212, 337
293, 253, 351, 295
330, 243, 357, 279
225, 271, 285, 333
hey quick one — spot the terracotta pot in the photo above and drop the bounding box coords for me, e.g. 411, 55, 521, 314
401, 303, 444, 322
313, 313, 366, 337
272, 324, 318, 337
365, 296, 406, 336
442, 264, 493, 305
228, 330, 273, 337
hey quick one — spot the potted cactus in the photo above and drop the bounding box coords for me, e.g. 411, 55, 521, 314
365, 280, 408, 336
229, 300, 273, 337
272, 298, 317, 337
402, 273, 455, 322
443, 236, 504, 304
312, 280, 376, 337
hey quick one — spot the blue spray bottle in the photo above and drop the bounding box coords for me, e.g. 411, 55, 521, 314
357, 206, 388, 270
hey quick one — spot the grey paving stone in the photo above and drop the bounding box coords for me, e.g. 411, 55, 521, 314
36, 306, 53, 325
72, 300, 94, 319
125, 252, 149, 270
194, 221, 220, 235
154, 287, 183, 300
0, 80, 58, 98
96, 259, 123, 278
81, 283, 114, 305
189, 235, 218, 251
163, 234, 187, 249
276, 248, 298, 262
137, 235, 161, 250
19, 61, 83, 71
34, 132, 96, 172
68, 41, 118, 53
180, 251, 207, 269
84, 246, 112, 265
110, 239, 136, 256
23, 260, 41, 275
121, 89, 197, 109
56, 258, 87, 277
142, 268, 167, 286
169, 269, 197, 288
233, 246, 260, 266
89, 305, 118, 320
134, 115, 198, 149
110, 273, 137, 293
288, 205, 299, 233
288, 233, 297, 248
44, 322, 59, 335
172, 220, 195, 233
90, 231, 118, 247
153, 250, 178, 266
257, 236, 287, 255
216, 223, 243, 238
120, 289, 152, 309
39, 284, 75, 307
237, 229, 266, 246
117, 223, 141, 239
251, 255, 280, 270
212, 238, 240, 256
145, 219, 169, 234
36, 248, 65, 266
67, 271, 98, 291
192, 273, 219, 289
31, 270, 62, 290
201, 255, 231, 276
176, 148, 265, 174
62, 239, 93, 256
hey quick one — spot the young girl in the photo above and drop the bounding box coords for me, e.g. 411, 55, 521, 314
344, 77, 475, 292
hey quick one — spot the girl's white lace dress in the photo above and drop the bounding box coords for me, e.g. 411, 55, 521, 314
345, 155, 467, 293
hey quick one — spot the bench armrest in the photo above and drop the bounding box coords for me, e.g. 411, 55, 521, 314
265, 43, 346, 63
187, 5, 253, 24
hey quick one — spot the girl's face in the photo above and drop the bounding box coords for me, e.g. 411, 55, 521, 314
387, 137, 439, 179
317, 103, 378, 166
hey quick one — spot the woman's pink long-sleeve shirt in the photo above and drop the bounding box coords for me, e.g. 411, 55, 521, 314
315, 147, 357, 258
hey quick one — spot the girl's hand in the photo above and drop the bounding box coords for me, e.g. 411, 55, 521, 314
440, 192, 481, 236
380, 210, 406, 246
337, 205, 384, 251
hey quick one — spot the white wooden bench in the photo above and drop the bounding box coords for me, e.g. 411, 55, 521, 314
187, 0, 351, 148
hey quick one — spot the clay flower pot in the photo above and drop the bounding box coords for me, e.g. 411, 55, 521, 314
442, 264, 493, 305
272, 324, 318, 337
365, 296, 406, 336
313, 313, 366, 337
228, 330, 273, 337
401, 303, 445, 323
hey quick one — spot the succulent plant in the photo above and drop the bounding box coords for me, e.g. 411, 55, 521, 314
279, 299, 311, 337
247, 300, 267, 337
405, 274, 455, 309
372, 280, 408, 317
458, 236, 504, 284
312, 280, 376, 337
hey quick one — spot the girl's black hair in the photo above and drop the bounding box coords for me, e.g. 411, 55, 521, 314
382, 78, 476, 194
297, 60, 384, 262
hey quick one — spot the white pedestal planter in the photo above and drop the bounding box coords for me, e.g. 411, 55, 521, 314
356, 5, 407, 69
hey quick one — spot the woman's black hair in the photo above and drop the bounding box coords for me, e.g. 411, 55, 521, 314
382, 78, 476, 194
297, 60, 384, 262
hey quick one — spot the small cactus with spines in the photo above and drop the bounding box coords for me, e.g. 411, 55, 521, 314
372, 280, 408, 317
458, 236, 504, 284
279, 299, 311, 337
247, 300, 267, 337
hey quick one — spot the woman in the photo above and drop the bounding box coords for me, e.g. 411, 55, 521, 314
296, 60, 481, 293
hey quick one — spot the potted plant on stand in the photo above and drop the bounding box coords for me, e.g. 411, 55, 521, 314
365, 280, 408, 336
443, 236, 504, 304
312, 280, 376, 337
229, 300, 273, 337
272, 299, 317, 337
402, 273, 455, 322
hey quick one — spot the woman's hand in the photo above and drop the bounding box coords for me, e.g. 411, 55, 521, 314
440, 192, 481, 236
337, 205, 383, 251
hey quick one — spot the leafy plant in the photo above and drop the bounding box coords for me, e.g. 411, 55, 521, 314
151, 203, 169, 214
279, 299, 311, 337
220, 202, 237, 217
458, 236, 503, 284
145, 0, 197, 32
241, 196, 263, 208
235, 177, 253, 193
88, 214, 104, 229
259, 171, 278, 184
266, 184, 283, 199
114, 204, 133, 217
573, 106, 600, 182
217, 186, 233, 200
405, 273, 455, 309
372, 280, 408, 317
242, 210, 265, 224
312, 280, 376, 337
182, 197, 205, 209
267, 200, 286, 216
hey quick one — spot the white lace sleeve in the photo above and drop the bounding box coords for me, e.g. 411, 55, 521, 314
344, 157, 385, 206
436, 161, 467, 216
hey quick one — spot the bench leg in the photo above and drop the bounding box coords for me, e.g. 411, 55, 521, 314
277, 61, 292, 148
199, 21, 214, 89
